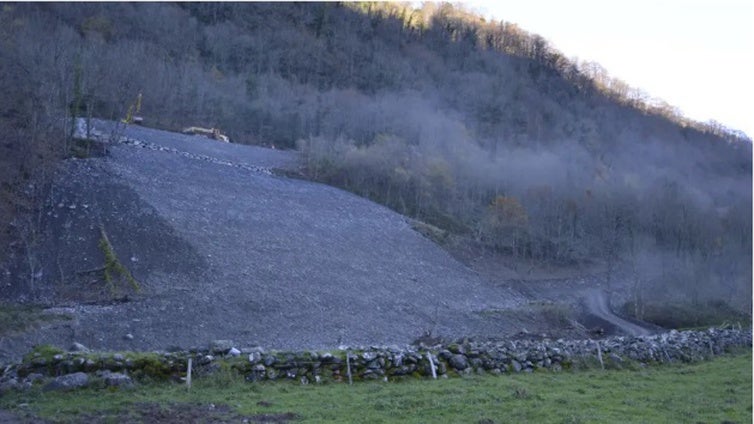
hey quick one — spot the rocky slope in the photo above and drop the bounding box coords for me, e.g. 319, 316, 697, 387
2, 121, 534, 362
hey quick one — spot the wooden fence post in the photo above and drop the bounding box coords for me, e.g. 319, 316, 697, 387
595, 341, 604, 370
187, 357, 193, 390
427, 353, 437, 379
346, 352, 353, 385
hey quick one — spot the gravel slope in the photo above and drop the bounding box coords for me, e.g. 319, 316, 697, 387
0, 121, 527, 362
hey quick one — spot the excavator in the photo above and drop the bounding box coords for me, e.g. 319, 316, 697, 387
121, 92, 143, 125
121, 91, 230, 143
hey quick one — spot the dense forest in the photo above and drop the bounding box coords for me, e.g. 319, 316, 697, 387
0, 2, 750, 317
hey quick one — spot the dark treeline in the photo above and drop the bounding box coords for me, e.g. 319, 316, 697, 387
0, 2, 750, 316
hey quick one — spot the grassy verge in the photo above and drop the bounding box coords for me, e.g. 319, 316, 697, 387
622, 300, 751, 330
0, 303, 71, 336
1, 350, 750, 423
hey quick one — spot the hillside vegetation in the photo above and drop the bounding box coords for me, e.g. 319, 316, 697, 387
0, 2, 750, 317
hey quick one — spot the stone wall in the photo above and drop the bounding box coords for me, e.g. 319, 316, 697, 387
1, 327, 750, 391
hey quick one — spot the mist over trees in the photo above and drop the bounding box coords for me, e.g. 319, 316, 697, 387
0, 2, 750, 316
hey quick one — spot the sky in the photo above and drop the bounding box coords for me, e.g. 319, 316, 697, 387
460, 0, 754, 139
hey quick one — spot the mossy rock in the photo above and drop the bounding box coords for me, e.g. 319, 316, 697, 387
129, 354, 176, 380
17, 345, 65, 377
22, 345, 65, 364
447, 343, 462, 354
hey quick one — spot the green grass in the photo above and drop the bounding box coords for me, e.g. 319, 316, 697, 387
1, 351, 751, 423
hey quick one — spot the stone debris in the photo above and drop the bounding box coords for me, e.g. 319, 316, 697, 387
43, 372, 89, 391
209, 340, 235, 355
98, 370, 134, 388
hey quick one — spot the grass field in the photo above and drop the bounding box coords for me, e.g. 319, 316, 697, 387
1, 350, 750, 423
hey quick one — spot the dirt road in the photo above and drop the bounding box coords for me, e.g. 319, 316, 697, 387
582, 289, 652, 336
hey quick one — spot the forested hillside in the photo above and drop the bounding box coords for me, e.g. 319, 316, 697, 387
0, 2, 750, 317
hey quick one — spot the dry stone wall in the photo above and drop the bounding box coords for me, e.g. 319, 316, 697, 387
1, 327, 750, 391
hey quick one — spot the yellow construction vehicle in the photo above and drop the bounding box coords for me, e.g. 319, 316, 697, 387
182, 126, 230, 143
122, 92, 143, 125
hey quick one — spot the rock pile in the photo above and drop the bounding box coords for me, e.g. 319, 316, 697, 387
0, 327, 749, 391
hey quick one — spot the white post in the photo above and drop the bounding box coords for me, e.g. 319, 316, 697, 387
595, 341, 604, 370
346, 353, 353, 385
427, 353, 437, 379
187, 357, 192, 389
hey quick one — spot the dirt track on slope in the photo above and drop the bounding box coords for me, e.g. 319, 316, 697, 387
582, 289, 652, 336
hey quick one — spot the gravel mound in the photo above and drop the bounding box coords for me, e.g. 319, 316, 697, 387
0, 121, 526, 362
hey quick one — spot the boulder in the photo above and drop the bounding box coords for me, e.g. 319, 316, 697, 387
448, 354, 469, 370
44, 372, 89, 391
103, 372, 134, 388
70, 342, 89, 353
0, 378, 20, 394
209, 340, 234, 354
